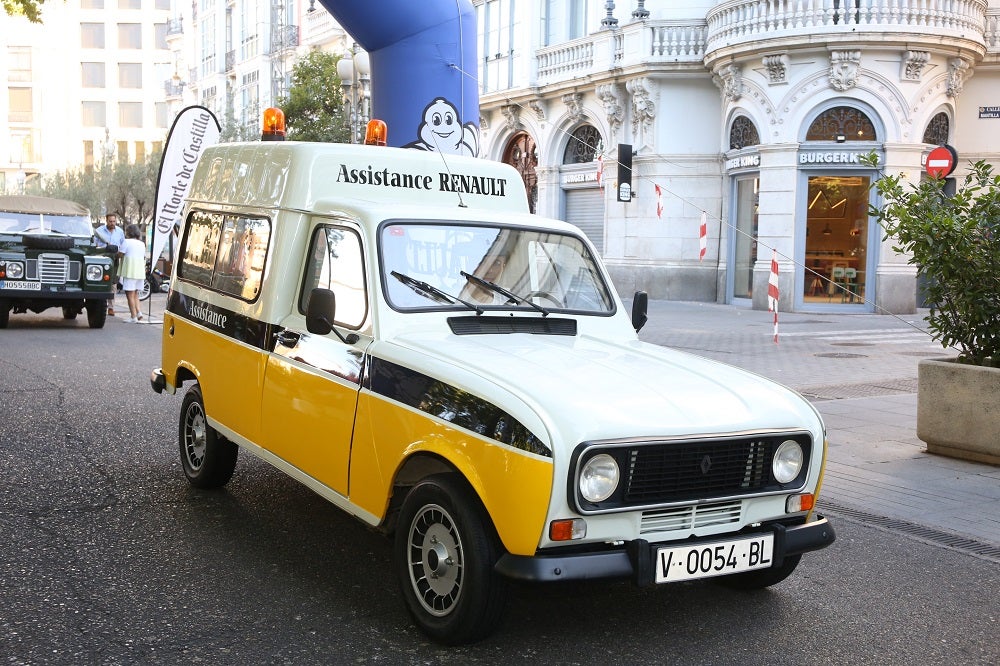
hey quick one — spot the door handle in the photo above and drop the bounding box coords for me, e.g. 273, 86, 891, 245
275, 330, 300, 347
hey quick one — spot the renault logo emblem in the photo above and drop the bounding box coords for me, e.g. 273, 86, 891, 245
700, 454, 713, 475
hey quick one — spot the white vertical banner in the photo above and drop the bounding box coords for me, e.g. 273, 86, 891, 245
151, 105, 221, 267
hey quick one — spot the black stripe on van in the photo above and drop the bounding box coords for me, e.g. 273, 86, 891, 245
167, 291, 274, 350
366, 356, 551, 458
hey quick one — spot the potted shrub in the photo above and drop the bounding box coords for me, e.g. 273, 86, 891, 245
866, 157, 1000, 465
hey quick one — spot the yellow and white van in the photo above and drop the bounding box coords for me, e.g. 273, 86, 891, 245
151, 132, 834, 645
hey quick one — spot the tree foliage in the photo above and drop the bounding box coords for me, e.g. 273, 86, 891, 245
278, 49, 350, 143
3, 0, 44, 23
28, 149, 163, 228
867, 156, 1000, 365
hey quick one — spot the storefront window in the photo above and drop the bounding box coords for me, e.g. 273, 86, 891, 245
733, 178, 758, 300
804, 175, 869, 303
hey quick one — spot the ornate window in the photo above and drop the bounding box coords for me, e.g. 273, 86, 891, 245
503, 132, 539, 214
922, 112, 950, 146
562, 125, 604, 164
805, 106, 876, 142
729, 116, 760, 150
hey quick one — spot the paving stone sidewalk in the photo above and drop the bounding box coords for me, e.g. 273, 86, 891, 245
637, 299, 1000, 552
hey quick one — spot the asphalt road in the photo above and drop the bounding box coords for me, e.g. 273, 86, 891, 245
1, 299, 998, 664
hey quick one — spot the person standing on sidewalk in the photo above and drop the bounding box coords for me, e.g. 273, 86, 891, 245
119, 224, 147, 323
94, 213, 125, 316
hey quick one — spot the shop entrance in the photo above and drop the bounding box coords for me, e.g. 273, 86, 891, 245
803, 175, 870, 304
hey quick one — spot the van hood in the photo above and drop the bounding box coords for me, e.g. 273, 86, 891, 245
383, 331, 821, 445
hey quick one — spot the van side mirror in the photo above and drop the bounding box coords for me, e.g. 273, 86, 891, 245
631, 291, 648, 332
306, 288, 359, 344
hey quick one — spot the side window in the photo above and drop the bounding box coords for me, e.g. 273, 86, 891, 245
300, 225, 367, 330
178, 210, 271, 302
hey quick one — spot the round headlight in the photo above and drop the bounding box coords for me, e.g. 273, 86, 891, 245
579, 453, 619, 503
86, 264, 104, 281
6, 261, 24, 279
773, 439, 804, 484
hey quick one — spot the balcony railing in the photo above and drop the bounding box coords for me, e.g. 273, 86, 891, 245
526, 5, 997, 93
987, 7, 1000, 50
535, 19, 708, 86
270, 25, 299, 53
166, 18, 183, 37
706, 0, 988, 56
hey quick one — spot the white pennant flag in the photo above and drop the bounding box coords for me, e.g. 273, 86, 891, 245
151, 106, 220, 267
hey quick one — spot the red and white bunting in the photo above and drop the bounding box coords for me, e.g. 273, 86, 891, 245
655, 184, 663, 219
698, 211, 707, 261
595, 155, 604, 190
767, 249, 779, 344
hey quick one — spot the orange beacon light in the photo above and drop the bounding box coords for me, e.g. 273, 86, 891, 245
364, 119, 387, 146
261, 107, 286, 141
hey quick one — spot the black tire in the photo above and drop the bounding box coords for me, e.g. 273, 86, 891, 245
716, 554, 802, 590
138, 279, 152, 302
0, 299, 9, 329
23, 234, 75, 250
84, 300, 107, 329
393, 474, 507, 645
62, 306, 78, 320
178, 384, 238, 489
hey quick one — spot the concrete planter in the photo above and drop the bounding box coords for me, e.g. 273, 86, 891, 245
917, 357, 1000, 466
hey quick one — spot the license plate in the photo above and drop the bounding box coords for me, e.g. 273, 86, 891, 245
0, 280, 41, 291
655, 534, 774, 583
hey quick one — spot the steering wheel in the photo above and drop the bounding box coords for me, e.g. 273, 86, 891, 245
525, 290, 564, 308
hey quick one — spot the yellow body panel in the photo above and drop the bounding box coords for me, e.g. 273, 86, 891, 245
163, 314, 265, 442
259, 355, 358, 494
351, 392, 554, 556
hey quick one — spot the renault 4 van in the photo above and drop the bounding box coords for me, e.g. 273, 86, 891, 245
151, 128, 834, 644
0, 195, 116, 328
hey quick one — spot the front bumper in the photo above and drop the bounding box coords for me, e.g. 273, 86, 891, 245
494, 515, 835, 584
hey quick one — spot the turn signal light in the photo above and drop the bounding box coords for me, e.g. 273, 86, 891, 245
364, 119, 387, 146
261, 107, 286, 141
549, 518, 587, 542
786, 493, 815, 513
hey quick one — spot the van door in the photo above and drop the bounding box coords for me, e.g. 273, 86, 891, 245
259, 223, 369, 495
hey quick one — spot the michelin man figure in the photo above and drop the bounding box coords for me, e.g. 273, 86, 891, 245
405, 97, 480, 157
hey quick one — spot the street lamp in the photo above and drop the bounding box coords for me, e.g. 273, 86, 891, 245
337, 45, 371, 144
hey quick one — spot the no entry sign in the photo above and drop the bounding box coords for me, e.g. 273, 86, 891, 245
926, 145, 957, 178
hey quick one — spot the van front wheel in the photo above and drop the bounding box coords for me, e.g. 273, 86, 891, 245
394, 474, 507, 645
179, 384, 237, 489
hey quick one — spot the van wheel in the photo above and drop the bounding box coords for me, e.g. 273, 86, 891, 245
0, 299, 9, 328
394, 474, 507, 645
85, 300, 106, 329
62, 306, 78, 320
179, 384, 238, 489
716, 554, 802, 590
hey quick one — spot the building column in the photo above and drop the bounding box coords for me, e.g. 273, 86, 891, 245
752, 144, 798, 311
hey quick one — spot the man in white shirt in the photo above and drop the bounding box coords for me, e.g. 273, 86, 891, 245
94, 213, 125, 316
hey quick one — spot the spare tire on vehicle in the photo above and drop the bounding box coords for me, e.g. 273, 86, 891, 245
23, 235, 75, 250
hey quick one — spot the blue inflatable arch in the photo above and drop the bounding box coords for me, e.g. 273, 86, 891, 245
318, 0, 481, 156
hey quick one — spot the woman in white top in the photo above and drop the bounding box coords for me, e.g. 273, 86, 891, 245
120, 224, 147, 323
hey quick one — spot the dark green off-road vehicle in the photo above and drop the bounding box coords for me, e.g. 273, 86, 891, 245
0, 195, 117, 328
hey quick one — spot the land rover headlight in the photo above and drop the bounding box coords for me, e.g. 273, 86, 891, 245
86, 264, 104, 281
579, 453, 619, 503
773, 439, 804, 484
5, 261, 23, 279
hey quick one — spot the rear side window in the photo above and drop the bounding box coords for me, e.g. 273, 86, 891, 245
299, 224, 367, 329
178, 210, 271, 302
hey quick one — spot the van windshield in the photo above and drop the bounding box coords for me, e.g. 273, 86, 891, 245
0, 211, 94, 237
380, 222, 614, 314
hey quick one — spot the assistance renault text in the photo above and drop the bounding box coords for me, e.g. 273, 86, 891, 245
151, 115, 834, 645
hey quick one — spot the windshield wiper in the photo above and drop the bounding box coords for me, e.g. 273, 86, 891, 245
390, 271, 484, 315
460, 271, 550, 317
